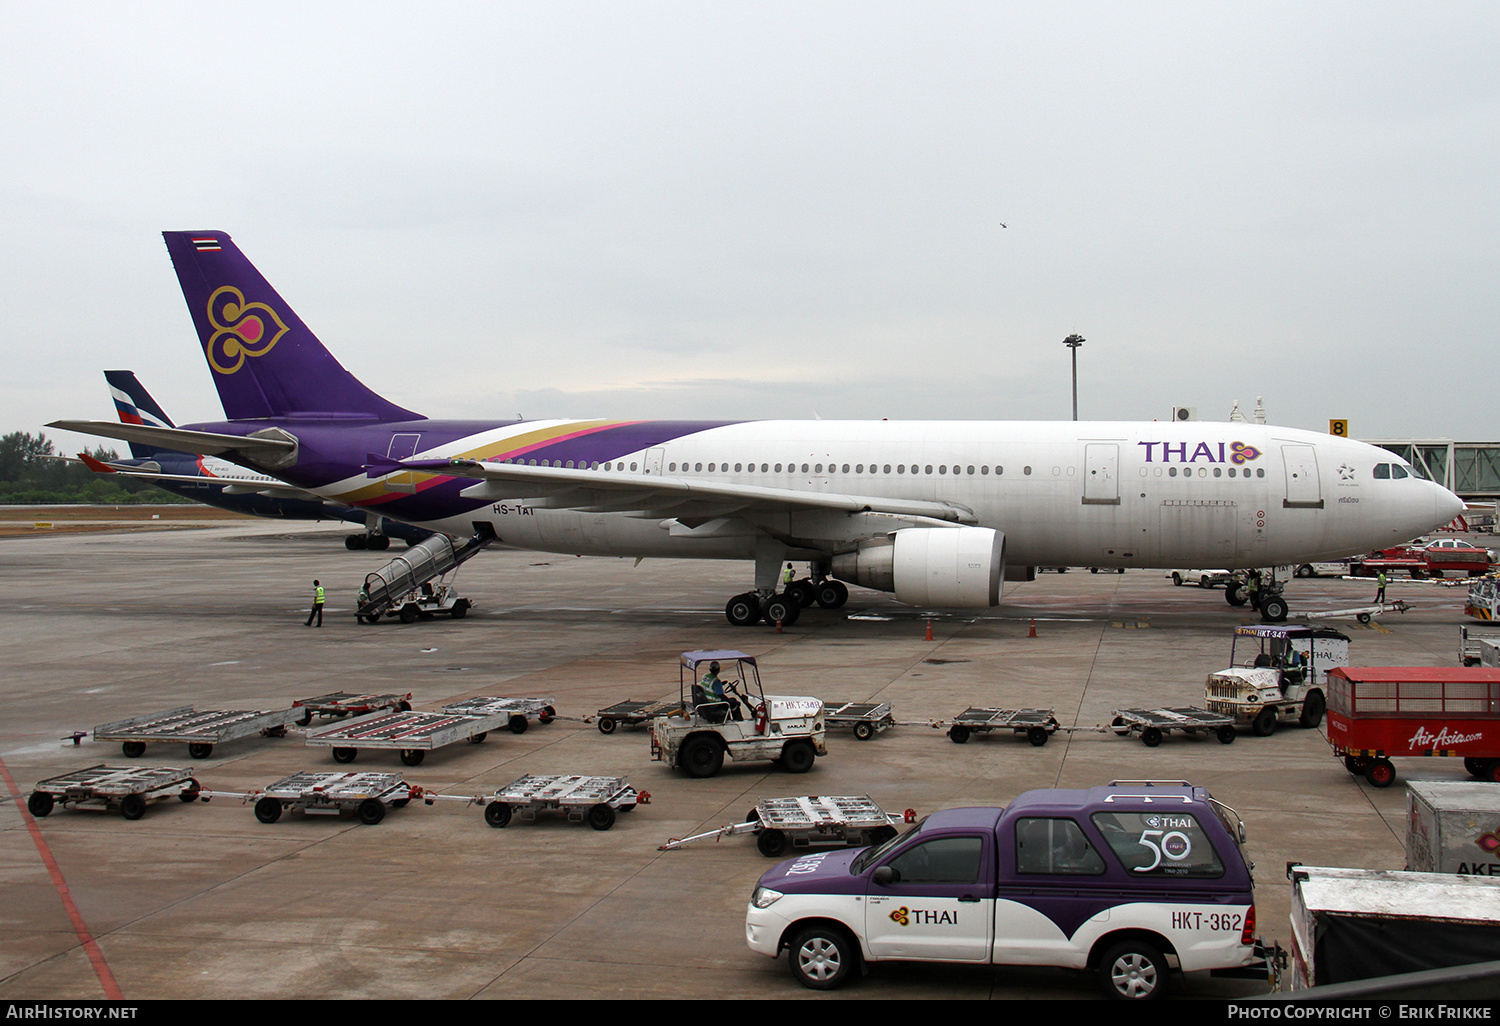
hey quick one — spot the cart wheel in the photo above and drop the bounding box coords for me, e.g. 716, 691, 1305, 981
399, 749, 425, 767
358, 799, 386, 825
745, 808, 761, 825
1343, 755, 1370, 776
1140, 727, 1163, 748
254, 797, 283, 824
587, 803, 616, 831
1110, 716, 1129, 737
180, 778, 202, 802
1216, 725, 1236, 744
27, 791, 54, 818
398, 701, 412, 712
757, 828, 788, 858
508, 715, 529, 734
1357, 613, 1372, 624
852, 721, 875, 741
122, 741, 146, 758
332, 747, 357, 764
468, 732, 488, 744
1027, 726, 1049, 747
120, 794, 147, 821
484, 802, 511, 828
597, 717, 617, 735
1251, 707, 1278, 738
539, 706, 556, 724
1367, 759, 1397, 788
780, 739, 817, 774
188, 743, 214, 760
296, 712, 312, 727
618, 803, 636, 813
948, 725, 970, 744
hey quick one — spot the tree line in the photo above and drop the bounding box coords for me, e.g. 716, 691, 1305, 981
0, 431, 191, 505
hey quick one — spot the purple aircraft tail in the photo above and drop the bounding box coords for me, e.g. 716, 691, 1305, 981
162, 231, 422, 422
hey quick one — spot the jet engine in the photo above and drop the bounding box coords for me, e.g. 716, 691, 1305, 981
830, 526, 1004, 608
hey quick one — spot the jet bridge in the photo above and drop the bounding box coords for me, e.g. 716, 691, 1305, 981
355, 529, 494, 623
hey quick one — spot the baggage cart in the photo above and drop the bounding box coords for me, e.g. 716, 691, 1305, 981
93, 706, 297, 759
291, 691, 412, 726
205, 771, 414, 825
1406, 781, 1500, 876
944, 707, 1061, 746
305, 707, 511, 766
426, 774, 646, 831
660, 794, 906, 858
1110, 707, 1237, 746
27, 765, 202, 820
441, 695, 557, 735
593, 697, 682, 734
1295, 599, 1409, 625
823, 700, 895, 741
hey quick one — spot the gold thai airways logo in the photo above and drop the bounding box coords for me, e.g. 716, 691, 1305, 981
205, 286, 289, 374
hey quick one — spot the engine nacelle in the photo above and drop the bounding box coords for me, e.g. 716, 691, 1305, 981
831, 527, 1005, 608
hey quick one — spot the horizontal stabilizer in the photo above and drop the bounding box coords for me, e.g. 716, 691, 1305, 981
47, 420, 297, 463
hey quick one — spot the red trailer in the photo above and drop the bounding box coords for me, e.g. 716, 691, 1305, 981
1325, 666, 1500, 788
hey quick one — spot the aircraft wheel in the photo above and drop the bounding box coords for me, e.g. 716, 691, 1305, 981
725, 593, 761, 627
1225, 584, 1247, 607
367, 535, 389, 551
814, 581, 848, 609
762, 595, 800, 627
345, 535, 366, 550
1260, 596, 1289, 622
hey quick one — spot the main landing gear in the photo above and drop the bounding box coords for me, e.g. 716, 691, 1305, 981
345, 533, 390, 551
1224, 568, 1290, 623
724, 578, 849, 627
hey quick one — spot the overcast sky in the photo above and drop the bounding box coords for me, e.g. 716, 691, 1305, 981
3, 2, 1496, 448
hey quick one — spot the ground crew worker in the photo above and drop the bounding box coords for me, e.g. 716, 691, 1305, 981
782, 563, 796, 588
1375, 570, 1387, 604
700, 660, 743, 720
305, 579, 325, 627
1246, 572, 1260, 611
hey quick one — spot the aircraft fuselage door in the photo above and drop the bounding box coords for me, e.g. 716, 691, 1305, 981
1082, 443, 1120, 505
644, 448, 665, 476
1281, 444, 1323, 509
387, 433, 421, 494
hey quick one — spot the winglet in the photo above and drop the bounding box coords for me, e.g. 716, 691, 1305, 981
79, 452, 115, 473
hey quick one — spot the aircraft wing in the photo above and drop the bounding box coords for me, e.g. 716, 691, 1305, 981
46, 420, 297, 465
396, 456, 978, 526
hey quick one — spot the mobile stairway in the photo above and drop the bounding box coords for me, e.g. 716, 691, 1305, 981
355, 529, 494, 624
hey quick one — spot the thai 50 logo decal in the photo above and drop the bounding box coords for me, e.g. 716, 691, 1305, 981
1137, 440, 1262, 465
205, 286, 289, 374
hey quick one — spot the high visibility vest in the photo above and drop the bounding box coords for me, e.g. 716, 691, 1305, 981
783, 566, 795, 584
314, 586, 325, 604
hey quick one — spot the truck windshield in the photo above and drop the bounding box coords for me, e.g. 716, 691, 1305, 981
851, 818, 924, 875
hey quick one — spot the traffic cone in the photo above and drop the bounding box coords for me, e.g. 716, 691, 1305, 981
925, 620, 933, 641
1029, 619, 1037, 638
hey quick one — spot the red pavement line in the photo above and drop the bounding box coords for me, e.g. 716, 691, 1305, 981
0, 755, 124, 999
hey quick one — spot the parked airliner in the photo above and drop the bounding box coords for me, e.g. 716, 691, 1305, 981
50, 232, 1464, 625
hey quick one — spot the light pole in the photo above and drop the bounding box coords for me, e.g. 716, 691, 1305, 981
1062, 334, 1085, 421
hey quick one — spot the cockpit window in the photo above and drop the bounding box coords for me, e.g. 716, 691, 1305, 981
1392, 465, 1409, 479
1374, 464, 1390, 479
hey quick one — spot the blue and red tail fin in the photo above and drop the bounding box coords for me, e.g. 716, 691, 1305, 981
104, 370, 174, 458
161, 232, 422, 422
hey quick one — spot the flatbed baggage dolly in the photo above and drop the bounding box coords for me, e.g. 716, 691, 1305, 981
305, 707, 511, 766
659, 795, 907, 858
593, 697, 682, 734
291, 691, 413, 726
944, 707, 1061, 746
94, 706, 298, 760
426, 774, 647, 830
27, 765, 201, 820
1110, 707, 1236, 746
441, 696, 557, 735
823, 700, 895, 741
205, 771, 414, 825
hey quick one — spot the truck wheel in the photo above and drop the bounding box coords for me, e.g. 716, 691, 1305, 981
1172, 573, 1183, 586
679, 736, 723, 778
780, 740, 817, 773
254, 797, 283, 824
1298, 691, 1326, 729
27, 792, 54, 817
948, 725, 970, 744
1252, 707, 1278, 737
1367, 758, 1397, 788
1098, 938, 1168, 1000
789, 925, 855, 990
756, 828, 787, 858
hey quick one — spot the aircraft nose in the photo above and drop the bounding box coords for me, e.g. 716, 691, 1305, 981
1435, 483, 1466, 527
